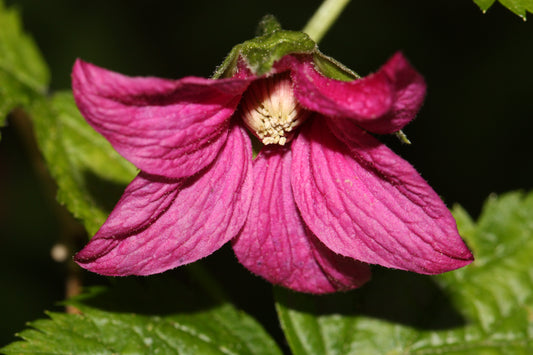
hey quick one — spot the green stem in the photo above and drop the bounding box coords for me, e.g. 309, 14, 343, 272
303, 0, 351, 43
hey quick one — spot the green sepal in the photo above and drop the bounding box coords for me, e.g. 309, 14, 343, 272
255, 14, 283, 36
242, 30, 316, 75
214, 30, 316, 78
213, 15, 362, 83
395, 130, 412, 144
214, 15, 362, 84
312, 50, 360, 81
213, 44, 242, 79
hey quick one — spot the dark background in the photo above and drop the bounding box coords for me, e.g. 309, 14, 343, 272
1, 0, 532, 347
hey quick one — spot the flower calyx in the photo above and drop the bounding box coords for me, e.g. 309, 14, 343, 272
213, 15, 359, 82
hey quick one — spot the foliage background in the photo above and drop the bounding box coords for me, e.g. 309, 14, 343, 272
1, 0, 532, 347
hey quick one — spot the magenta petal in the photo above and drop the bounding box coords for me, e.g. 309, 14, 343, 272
72, 59, 250, 178
368, 52, 427, 134
287, 53, 425, 134
291, 118, 473, 274
232, 146, 371, 294
74, 125, 253, 275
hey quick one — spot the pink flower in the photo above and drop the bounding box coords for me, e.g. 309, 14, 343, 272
72, 52, 473, 294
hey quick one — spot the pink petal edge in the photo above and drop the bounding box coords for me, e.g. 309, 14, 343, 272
72, 59, 251, 178
75, 124, 253, 276
232, 146, 371, 294
284, 53, 426, 134
367, 52, 427, 134
291, 118, 473, 274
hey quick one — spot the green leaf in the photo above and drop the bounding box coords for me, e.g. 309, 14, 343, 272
30, 92, 137, 235
474, 0, 533, 19
0, 0, 49, 135
1, 272, 283, 355
276, 191, 533, 354
474, 0, 497, 12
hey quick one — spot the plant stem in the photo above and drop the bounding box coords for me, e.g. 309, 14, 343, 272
303, 0, 351, 43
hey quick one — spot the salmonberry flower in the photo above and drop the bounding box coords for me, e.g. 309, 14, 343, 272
72, 22, 473, 294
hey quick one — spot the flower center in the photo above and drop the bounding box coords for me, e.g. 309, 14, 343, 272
240, 73, 308, 146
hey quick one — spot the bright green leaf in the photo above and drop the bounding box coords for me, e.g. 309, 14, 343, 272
2, 273, 283, 355
474, 0, 533, 18
0, 0, 49, 135
30, 92, 137, 235
276, 191, 533, 354
474, 0, 497, 12
499, 0, 533, 18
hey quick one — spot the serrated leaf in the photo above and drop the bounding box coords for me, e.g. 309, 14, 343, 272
474, 0, 533, 18
30, 92, 137, 235
0, 0, 49, 135
276, 191, 533, 354
499, 0, 533, 18
2, 273, 283, 355
474, 0, 497, 11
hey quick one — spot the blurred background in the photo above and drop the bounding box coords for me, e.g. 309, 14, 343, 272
1, 0, 532, 347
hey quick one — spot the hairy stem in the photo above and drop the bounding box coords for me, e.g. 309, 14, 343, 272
303, 0, 351, 43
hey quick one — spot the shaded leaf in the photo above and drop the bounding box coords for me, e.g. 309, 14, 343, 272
474, 0, 533, 19
276, 191, 533, 354
474, 0, 498, 11
0, 0, 49, 135
2, 272, 283, 355
31, 92, 137, 235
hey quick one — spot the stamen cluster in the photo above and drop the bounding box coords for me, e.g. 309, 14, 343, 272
241, 73, 308, 145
